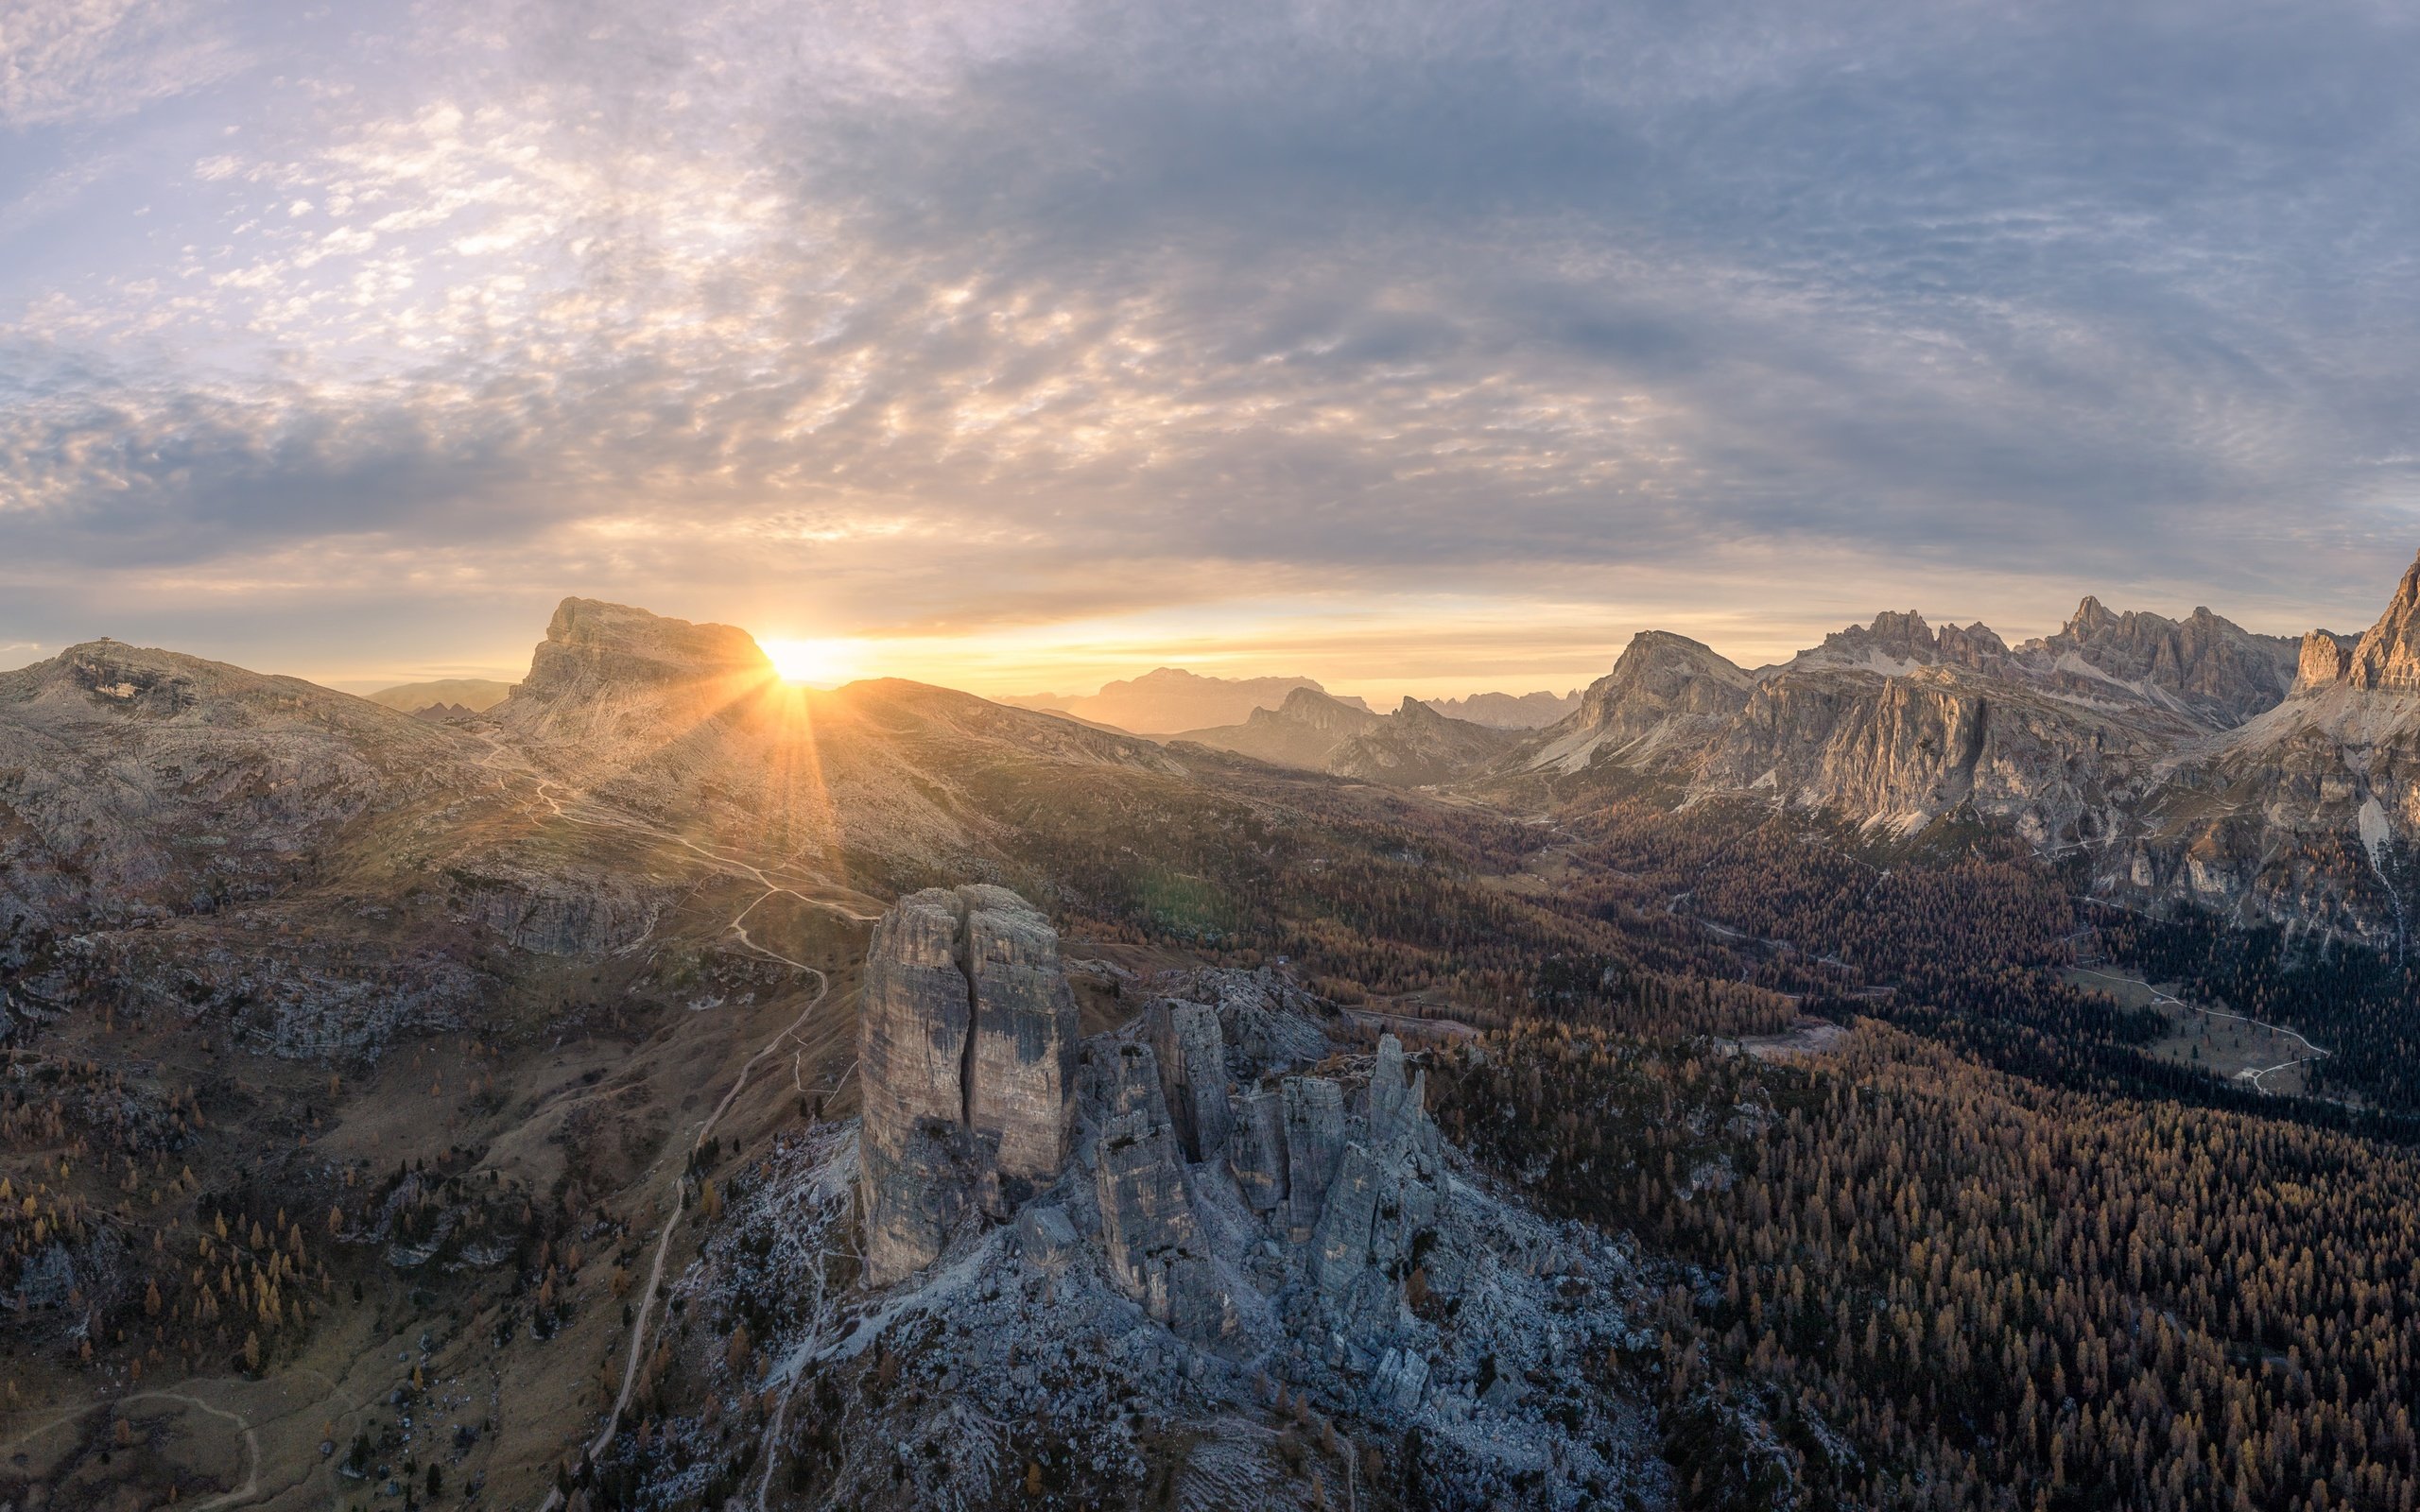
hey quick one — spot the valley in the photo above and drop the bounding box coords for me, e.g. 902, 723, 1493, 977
5, 576, 2420, 1510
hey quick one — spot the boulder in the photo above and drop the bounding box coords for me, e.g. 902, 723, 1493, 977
1014, 1204, 1082, 1274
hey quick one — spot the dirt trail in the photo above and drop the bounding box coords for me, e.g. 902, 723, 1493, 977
2070, 965, 2333, 1091
1, 1386, 260, 1510
474, 733, 883, 926
533, 902, 831, 1512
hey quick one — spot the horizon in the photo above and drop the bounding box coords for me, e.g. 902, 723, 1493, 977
0, 564, 2395, 708
9, 3, 2420, 695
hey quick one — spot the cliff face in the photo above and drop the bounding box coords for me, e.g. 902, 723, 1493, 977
1504, 561, 2420, 947
2109, 555, 2420, 948
2031, 597, 2301, 725
857, 885, 1080, 1285
2346, 556, 2420, 693
802, 951, 1666, 1508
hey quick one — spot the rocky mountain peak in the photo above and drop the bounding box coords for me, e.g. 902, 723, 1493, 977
2345, 550, 2420, 693
1517, 631, 1754, 775
493, 599, 775, 748
1580, 630, 1754, 720
1263, 685, 1385, 735
529, 598, 769, 687
2032, 595, 2297, 726
1800, 611, 2009, 674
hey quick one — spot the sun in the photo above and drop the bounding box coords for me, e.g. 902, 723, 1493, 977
760, 637, 864, 687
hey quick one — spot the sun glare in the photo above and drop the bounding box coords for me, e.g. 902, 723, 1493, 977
761, 637, 864, 687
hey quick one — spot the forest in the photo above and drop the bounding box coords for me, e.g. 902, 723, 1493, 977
1437, 1019, 2420, 1512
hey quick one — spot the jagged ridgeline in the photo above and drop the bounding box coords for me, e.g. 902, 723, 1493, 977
796, 884, 1671, 1508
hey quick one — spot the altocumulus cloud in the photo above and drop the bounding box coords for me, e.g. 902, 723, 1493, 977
4, 0, 2420, 670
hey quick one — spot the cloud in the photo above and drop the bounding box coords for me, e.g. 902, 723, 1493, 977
0, 0, 240, 128
6, 0, 2420, 679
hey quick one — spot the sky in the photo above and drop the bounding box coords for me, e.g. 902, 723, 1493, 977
5, 0, 2420, 701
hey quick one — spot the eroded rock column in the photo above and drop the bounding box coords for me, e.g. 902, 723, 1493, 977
857, 885, 1080, 1285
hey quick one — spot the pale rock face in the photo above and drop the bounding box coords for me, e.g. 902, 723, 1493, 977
856, 885, 1080, 1285
1089, 1040, 1233, 1343
2297, 629, 2356, 692
1310, 1141, 1443, 1297
857, 889, 978, 1285
1807, 610, 2010, 675
1145, 998, 1234, 1162
1523, 630, 1754, 774
963, 885, 1081, 1210
2112, 551, 2420, 947
1280, 1076, 1347, 1244
2347, 557, 2420, 692
1227, 1086, 1289, 1212
1368, 1034, 1440, 1160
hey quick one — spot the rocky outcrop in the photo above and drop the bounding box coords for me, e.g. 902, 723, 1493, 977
2296, 628, 2357, 692
857, 885, 1080, 1285
1088, 1040, 1231, 1341
2026, 597, 2299, 725
1369, 1033, 1440, 1159
2346, 555, 2420, 693
2103, 551, 2420, 947
749, 970, 1664, 1512
515, 598, 768, 696
1806, 610, 2012, 675
857, 890, 982, 1285
1226, 1085, 1288, 1212
1145, 999, 1233, 1162
1279, 1075, 1347, 1243
965, 888, 1082, 1209
1509, 594, 2301, 857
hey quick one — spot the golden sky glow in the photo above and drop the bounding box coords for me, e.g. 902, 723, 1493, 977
760, 638, 869, 689
6, 1, 2417, 698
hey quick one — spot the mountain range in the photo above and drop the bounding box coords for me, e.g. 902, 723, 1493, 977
1003, 667, 1578, 735
999, 667, 1365, 734
1495, 558, 2420, 950
362, 677, 516, 713
9, 572, 2420, 1508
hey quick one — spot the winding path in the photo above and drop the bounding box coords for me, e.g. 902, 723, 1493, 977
533, 911, 830, 1512
2070, 965, 2333, 1091
1, 1387, 260, 1510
